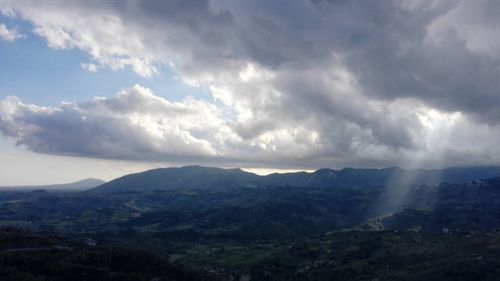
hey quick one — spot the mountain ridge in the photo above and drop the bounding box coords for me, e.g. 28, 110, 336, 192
0, 178, 106, 191
90, 165, 500, 193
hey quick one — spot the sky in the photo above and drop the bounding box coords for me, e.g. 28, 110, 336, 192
1, 0, 500, 185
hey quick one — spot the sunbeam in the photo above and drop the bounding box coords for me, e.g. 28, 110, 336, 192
370, 109, 462, 218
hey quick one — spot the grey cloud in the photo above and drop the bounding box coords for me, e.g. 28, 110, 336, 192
211, 0, 500, 124
2, 88, 500, 169
0, 86, 224, 161
9, 0, 500, 120
2, 0, 500, 168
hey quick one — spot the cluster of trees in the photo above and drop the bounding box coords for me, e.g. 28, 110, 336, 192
0, 229, 219, 281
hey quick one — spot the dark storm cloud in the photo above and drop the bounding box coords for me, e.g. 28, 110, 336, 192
2, 0, 500, 168
208, 0, 500, 124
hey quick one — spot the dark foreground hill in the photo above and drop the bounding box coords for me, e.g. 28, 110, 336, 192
247, 230, 500, 281
4, 172, 500, 279
3, 228, 500, 281
90, 165, 500, 193
0, 228, 219, 281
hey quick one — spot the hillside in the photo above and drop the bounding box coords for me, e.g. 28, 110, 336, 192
4, 175, 500, 243
0, 228, 219, 281
90, 166, 260, 193
90, 165, 500, 193
3, 172, 500, 279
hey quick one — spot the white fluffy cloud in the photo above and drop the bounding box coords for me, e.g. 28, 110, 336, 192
0, 85, 226, 160
2, 85, 500, 168
0, 22, 25, 41
2, 0, 500, 168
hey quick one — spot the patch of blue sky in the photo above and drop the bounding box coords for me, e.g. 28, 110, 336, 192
0, 16, 210, 106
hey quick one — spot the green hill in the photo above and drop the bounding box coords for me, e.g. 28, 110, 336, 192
90, 166, 500, 193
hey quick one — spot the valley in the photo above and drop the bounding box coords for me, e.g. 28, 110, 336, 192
2, 166, 500, 280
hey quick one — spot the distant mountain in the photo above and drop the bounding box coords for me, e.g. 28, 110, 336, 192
90, 166, 259, 193
90, 165, 500, 193
0, 178, 106, 191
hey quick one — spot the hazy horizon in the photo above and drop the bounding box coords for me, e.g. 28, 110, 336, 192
5, 163, 500, 186
2, 0, 500, 184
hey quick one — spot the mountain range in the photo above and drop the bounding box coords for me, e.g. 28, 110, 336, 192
0, 178, 105, 191
90, 165, 500, 193
3, 165, 500, 280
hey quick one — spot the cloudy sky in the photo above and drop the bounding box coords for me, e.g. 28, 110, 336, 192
1, 0, 500, 184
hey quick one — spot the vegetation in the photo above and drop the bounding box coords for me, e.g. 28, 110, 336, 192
0, 228, 219, 281
3, 166, 500, 279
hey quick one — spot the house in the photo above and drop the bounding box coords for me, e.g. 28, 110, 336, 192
85, 238, 97, 247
